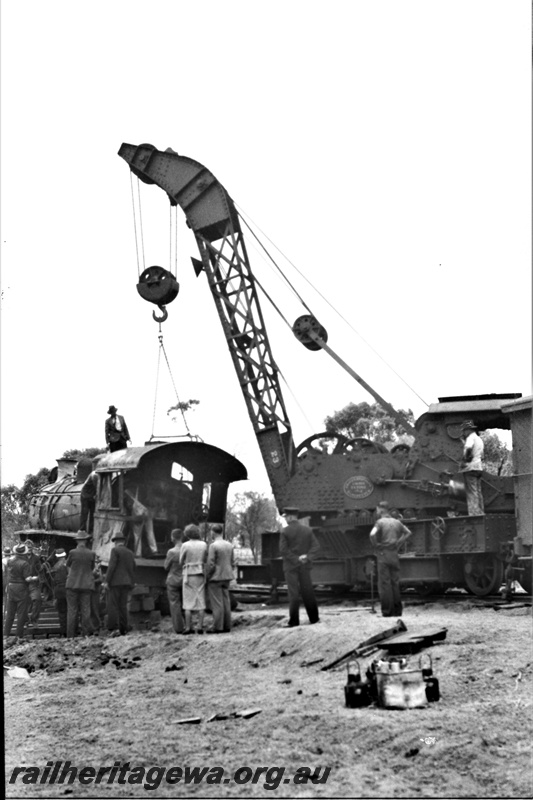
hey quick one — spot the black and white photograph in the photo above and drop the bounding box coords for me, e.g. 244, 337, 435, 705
2, 1, 531, 798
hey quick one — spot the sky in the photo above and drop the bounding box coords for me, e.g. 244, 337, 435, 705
1, 0, 531, 500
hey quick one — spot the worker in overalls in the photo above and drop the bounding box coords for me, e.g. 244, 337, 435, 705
369, 503, 412, 617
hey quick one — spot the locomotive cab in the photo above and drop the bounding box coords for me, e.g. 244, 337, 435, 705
92, 441, 247, 566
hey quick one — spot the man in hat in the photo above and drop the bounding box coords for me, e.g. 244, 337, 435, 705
3, 544, 32, 639
105, 405, 131, 452
80, 468, 100, 534
206, 524, 235, 634
25, 540, 43, 628
369, 507, 412, 617
65, 532, 96, 638
279, 508, 321, 627
89, 555, 104, 635
2, 546, 12, 611
105, 532, 136, 636
460, 420, 485, 515
51, 549, 68, 636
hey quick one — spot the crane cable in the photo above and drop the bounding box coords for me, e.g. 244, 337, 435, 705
169, 204, 178, 279
151, 327, 193, 439
236, 204, 428, 408
130, 173, 146, 278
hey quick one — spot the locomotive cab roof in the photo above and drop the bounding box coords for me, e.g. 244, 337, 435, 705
416, 392, 522, 432
94, 440, 248, 483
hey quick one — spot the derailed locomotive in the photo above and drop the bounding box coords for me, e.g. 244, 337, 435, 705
20, 441, 247, 609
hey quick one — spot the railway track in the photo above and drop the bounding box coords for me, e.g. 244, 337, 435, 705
7, 588, 530, 641
232, 584, 532, 606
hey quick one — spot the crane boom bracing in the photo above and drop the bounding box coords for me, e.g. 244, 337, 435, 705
118, 143, 295, 502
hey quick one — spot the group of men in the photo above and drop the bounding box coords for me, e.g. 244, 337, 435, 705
164, 524, 236, 635
3, 540, 47, 638
3, 530, 135, 642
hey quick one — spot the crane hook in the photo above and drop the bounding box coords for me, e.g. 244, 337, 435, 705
153, 305, 168, 323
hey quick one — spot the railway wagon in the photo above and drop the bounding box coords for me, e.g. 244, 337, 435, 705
238, 394, 530, 597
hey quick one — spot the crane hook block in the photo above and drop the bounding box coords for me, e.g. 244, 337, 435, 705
292, 315, 328, 351
153, 305, 168, 323
137, 266, 180, 306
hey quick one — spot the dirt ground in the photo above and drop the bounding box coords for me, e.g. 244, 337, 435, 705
4, 597, 533, 799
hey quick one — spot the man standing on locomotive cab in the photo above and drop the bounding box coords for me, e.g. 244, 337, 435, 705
66, 532, 95, 637
280, 508, 321, 627
369, 506, 412, 617
460, 420, 485, 515
105, 405, 131, 452
3, 544, 32, 640
206, 524, 235, 634
105, 532, 136, 636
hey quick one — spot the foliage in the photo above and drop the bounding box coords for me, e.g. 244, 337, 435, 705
167, 399, 200, 420
1, 485, 27, 546
480, 431, 513, 476
61, 447, 106, 461
226, 492, 279, 563
18, 468, 52, 513
324, 401, 415, 445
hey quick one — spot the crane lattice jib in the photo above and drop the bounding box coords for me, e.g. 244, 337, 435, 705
118, 143, 294, 501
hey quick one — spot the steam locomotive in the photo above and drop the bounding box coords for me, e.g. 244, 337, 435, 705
19, 440, 247, 609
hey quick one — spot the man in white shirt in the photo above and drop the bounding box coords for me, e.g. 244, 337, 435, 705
461, 420, 485, 515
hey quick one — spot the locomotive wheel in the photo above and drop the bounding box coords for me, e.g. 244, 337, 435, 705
463, 554, 504, 596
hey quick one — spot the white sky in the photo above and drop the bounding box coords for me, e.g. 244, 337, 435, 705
1, 0, 531, 498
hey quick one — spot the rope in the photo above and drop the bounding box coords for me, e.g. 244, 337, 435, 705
152, 330, 192, 438
151, 334, 163, 438
235, 203, 428, 407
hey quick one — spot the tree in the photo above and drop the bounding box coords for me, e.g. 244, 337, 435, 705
61, 447, 106, 461
324, 401, 415, 445
226, 492, 279, 563
18, 467, 52, 513
1, 484, 27, 546
481, 431, 513, 476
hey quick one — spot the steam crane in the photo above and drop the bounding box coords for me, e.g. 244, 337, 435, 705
119, 143, 295, 505
119, 143, 525, 597
118, 143, 414, 506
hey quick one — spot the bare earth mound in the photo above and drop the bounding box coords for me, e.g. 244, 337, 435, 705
4, 600, 532, 798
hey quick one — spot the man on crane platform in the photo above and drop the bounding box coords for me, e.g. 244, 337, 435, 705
460, 420, 485, 515
279, 508, 321, 628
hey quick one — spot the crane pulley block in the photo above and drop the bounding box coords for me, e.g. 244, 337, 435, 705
292, 314, 329, 351
137, 266, 180, 306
